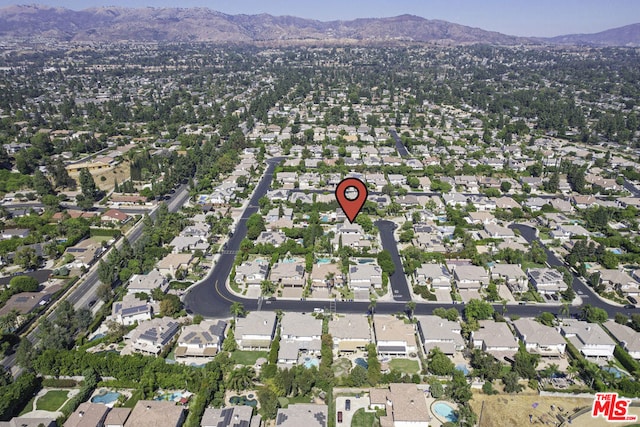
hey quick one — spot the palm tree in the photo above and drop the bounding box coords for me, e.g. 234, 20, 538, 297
405, 301, 416, 319
227, 366, 256, 392
0, 309, 19, 333
559, 302, 570, 320
325, 272, 335, 291
230, 302, 245, 321
368, 300, 377, 318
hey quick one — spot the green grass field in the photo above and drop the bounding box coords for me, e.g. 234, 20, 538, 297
36, 390, 70, 412
230, 350, 268, 365
388, 358, 420, 374
351, 408, 379, 427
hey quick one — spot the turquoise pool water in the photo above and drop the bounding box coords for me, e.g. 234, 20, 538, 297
602, 366, 626, 379
317, 258, 332, 264
357, 258, 374, 264
433, 402, 458, 422
303, 356, 320, 369
610, 248, 623, 254
321, 215, 330, 222
91, 391, 121, 404
282, 258, 297, 263
455, 364, 470, 375
155, 392, 184, 401
230, 396, 258, 407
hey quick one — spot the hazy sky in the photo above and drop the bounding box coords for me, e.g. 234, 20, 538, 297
1, 0, 639, 37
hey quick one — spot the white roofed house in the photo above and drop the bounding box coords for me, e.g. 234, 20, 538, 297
328, 314, 371, 354
235, 261, 269, 287
235, 311, 277, 350
112, 294, 155, 326
374, 316, 417, 357
471, 320, 519, 361
414, 264, 451, 289
561, 319, 616, 359
168, 235, 208, 254
348, 262, 383, 292
603, 320, 640, 360
269, 260, 306, 287
278, 313, 322, 365
127, 269, 169, 296
256, 231, 287, 247
416, 315, 464, 356
599, 269, 640, 297
527, 268, 567, 295
512, 318, 566, 357
451, 264, 489, 290
174, 320, 227, 363
125, 317, 181, 356
491, 264, 528, 293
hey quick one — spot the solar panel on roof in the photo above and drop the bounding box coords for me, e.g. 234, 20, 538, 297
202, 332, 213, 341
276, 413, 288, 425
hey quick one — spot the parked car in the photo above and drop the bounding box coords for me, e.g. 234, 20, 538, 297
624, 304, 636, 309
337, 411, 343, 423
345, 399, 351, 411
628, 296, 638, 305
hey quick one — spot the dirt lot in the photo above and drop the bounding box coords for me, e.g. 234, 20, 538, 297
470, 390, 594, 427
93, 161, 131, 192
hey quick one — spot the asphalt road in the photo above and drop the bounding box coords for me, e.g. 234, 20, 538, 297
1, 184, 190, 374
375, 220, 411, 302
388, 128, 410, 158
510, 223, 625, 318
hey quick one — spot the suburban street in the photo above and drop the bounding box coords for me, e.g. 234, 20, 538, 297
375, 219, 411, 302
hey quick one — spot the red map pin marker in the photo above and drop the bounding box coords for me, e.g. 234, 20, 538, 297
335, 177, 368, 223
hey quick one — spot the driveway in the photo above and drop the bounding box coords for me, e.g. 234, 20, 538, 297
335, 395, 370, 426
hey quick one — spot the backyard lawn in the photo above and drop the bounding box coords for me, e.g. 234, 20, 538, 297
388, 358, 420, 374
36, 390, 70, 411
351, 408, 379, 427
230, 350, 268, 365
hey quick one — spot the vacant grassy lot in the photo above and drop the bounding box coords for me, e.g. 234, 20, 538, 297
230, 350, 268, 365
469, 390, 598, 427
36, 390, 70, 411
351, 408, 379, 427
388, 358, 420, 374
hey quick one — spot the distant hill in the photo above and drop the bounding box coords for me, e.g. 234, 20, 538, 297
0, 5, 530, 44
547, 23, 640, 47
0, 5, 637, 46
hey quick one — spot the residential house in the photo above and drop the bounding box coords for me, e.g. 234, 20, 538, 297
104, 408, 131, 427
201, 406, 258, 427
387, 174, 407, 186
416, 315, 464, 355
101, 209, 131, 224
125, 317, 181, 356
450, 264, 489, 290
494, 196, 522, 210
156, 253, 194, 278
491, 264, 528, 293
235, 261, 269, 287
127, 269, 169, 295
603, 320, 640, 359
278, 313, 322, 365
175, 320, 227, 362
269, 260, 306, 287
572, 195, 598, 209
256, 231, 287, 247
483, 223, 516, 239
349, 262, 383, 290
374, 316, 417, 356
328, 314, 371, 354
124, 401, 185, 427
64, 238, 102, 268
235, 312, 277, 350
112, 294, 155, 326
0, 418, 56, 427
1, 228, 30, 240
527, 268, 567, 295
310, 262, 342, 290
512, 318, 566, 357
64, 402, 109, 427
414, 264, 451, 289
369, 384, 430, 427
599, 269, 640, 297
561, 319, 616, 358
471, 320, 519, 360
275, 404, 328, 427
523, 197, 549, 212
168, 235, 208, 254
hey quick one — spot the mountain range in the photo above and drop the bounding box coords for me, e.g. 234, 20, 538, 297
0, 5, 638, 46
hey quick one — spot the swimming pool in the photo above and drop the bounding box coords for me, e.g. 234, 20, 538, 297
455, 364, 470, 375
317, 258, 332, 264
433, 402, 458, 422
90, 333, 106, 341
155, 392, 184, 402
602, 366, 626, 379
91, 391, 121, 405
610, 248, 623, 254
357, 258, 374, 264
303, 356, 320, 369
354, 358, 368, 369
